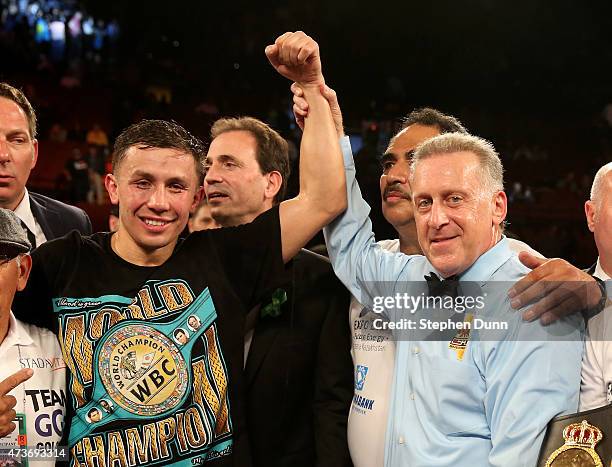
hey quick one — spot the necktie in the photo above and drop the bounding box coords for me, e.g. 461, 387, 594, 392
424, 272, 459, 298
20, 220, 37, 249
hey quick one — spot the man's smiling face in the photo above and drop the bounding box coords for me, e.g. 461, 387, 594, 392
106, 145, 202, 259
412, 151, 506, 277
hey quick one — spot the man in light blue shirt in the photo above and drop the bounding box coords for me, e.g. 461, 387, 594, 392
324, 130, 585, 466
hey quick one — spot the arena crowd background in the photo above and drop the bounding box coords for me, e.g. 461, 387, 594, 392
1, 0, 611, 267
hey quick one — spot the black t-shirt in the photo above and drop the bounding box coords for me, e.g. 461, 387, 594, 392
14, 207, 285, 467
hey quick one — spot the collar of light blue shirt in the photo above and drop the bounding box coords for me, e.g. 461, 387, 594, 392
452, 236, 512, 284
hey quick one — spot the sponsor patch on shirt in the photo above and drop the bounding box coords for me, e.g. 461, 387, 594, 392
449, 313, 473, 361
355, 365, 368, 391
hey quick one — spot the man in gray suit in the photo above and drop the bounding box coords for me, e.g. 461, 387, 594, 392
0, 82, 91, 247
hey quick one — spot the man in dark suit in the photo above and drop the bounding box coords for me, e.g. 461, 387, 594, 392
201, 116, 353, 467
0, 82, 91, 247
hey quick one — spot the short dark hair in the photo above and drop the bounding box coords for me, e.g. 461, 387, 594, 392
0, 83, 37, 138
210, 117, 290, 204
400, 107, 468, 134
112, 120, 206, 183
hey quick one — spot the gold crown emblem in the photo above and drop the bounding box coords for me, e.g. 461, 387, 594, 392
545, 419, 604, 467
562, 420, 603, 449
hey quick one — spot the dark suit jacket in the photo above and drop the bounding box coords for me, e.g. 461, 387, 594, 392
245, 249, 354, 467
29, 191, 92, 240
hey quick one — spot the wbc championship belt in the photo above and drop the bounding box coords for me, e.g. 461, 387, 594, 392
68, 288, 216, 445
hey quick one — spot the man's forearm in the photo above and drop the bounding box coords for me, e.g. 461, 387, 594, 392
278, 88, 346, 262
299, 85, 346, 218
269, 32, 347, 262
323, 137, 413, 309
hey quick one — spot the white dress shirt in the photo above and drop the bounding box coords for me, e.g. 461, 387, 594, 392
13, 188, 47, 247
593, 258, 611, 282
580, 257, 612, 410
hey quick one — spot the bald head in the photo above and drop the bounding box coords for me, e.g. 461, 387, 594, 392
590, 162, 612, 207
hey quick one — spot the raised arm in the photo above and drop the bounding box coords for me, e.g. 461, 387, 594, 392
292, 82, 345, 138
290, 83, 417, 309
266, 32, 346, 262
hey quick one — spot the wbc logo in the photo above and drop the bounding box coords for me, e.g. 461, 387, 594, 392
98, 324, 189, 416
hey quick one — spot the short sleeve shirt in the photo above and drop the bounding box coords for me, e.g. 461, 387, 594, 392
14, 207, 285, 467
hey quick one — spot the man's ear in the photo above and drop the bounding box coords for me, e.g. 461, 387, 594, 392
585, 200, 596, 232
105, 174, 119, 205
31, 139, 38, 169
16, 254, 32, 292
492, 191, 508, 227
265, 171, 283, 201
191, 186, 204, 213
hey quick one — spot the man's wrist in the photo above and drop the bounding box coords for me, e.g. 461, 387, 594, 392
584, 276, 608, 320
298, 80, 325, 92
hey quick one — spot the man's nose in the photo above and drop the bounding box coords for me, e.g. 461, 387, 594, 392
147, 185, 170, 211
0, 140, 10, 163
387, 162, 408, 184
428, 201, 449, 229
204, 163, 222, 185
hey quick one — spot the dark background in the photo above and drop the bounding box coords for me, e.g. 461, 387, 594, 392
2, 0, 611, 266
